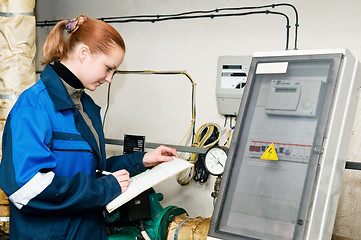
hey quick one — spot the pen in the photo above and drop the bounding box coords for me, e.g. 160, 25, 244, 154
96, 170, 112, 175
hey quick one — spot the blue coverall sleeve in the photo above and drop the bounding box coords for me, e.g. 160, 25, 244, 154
0, 107, 121, 217
106, 152, 147, 177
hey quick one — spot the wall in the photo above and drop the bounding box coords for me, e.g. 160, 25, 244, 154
35, 0, 361, 239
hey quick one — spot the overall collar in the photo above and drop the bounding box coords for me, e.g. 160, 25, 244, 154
52, 61, 84, 89
40, 65, 75, 111
40, 65, 105, 165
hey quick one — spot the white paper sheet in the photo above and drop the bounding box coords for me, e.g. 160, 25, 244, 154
106, 157, 193, 213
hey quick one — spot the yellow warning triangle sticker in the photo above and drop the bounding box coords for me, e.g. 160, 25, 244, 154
261, 143, 278, 160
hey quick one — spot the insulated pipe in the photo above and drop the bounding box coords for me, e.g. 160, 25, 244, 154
0, 0, 36, 123
0, 0, 36, 234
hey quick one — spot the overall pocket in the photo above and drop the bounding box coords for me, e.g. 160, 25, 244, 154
52, 139, 94, 177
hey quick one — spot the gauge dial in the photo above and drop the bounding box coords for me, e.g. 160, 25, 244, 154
204, 146, 228, 176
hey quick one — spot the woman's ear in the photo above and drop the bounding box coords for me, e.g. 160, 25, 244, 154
79, 44, 91, 63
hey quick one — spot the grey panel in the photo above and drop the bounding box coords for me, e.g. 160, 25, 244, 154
208, 52, 344, 240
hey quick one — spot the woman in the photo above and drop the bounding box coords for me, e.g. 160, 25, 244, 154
0, 15, 178, 239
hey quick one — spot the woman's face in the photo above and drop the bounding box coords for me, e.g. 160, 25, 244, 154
78, 45, 125, 91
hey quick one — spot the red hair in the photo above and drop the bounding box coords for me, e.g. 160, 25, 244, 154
42, 15, 125, 65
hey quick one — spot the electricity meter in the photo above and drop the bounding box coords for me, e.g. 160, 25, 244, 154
216, 56, 252, 115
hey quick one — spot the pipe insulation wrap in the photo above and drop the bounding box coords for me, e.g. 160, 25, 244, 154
0, 0, 36, 122
0, 1, 35, 235
0, 0, 35, 13
167, 213, 211, 240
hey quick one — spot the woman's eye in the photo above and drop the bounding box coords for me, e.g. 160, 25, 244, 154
106, 66, 112, 72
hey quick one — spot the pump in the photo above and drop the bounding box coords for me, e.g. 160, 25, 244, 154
106, 188, 187, 240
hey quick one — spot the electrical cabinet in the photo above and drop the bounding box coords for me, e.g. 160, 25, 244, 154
208, 49, 361, 240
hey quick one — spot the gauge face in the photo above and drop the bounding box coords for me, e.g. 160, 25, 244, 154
205, 147, 228, 175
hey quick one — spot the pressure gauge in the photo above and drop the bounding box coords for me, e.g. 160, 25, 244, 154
204, 146, 229, 176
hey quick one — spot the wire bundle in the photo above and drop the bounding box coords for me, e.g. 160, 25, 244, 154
223, 116, 237, 148
177, 123, 221, 185
36, 3, 299, 50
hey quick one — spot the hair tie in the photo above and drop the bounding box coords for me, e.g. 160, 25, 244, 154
64, 15, 88, 34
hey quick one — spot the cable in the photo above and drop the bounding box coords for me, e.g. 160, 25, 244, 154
114, 70, 197, 144
100, 4, 294, 21
224, 116, 228, 128
193, 123, 221, 183
140, 231, 151, 240
36, 3, 299, 50
215, 3, 298, 49
223, 116, 236, 148
102, 70, 198, 185
139, 220, 151, 240
274, 3, 299, 50
193, 123, 221, 149
193, 154, 209, 184
102, 11, 291, 50
177, 123, 221, 185
37, 4, 296, 23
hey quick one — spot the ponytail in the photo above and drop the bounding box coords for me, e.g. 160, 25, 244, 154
41, 15, 125, 66
41, 20, 68, 65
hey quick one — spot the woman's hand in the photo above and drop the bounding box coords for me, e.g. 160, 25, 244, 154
142, 145, 179, 168
111, 169, 130, 192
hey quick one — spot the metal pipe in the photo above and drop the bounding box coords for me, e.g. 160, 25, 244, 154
105, 138, 207, 154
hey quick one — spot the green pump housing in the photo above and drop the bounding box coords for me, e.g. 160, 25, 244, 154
107, 189, 187, 240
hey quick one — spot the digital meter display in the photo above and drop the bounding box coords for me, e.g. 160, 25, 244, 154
220, 65, 247, 89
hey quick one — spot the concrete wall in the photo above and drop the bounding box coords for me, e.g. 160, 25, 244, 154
35, 0, 361, 239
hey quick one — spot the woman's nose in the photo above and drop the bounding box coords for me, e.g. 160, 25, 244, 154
105, 72, 113, 83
